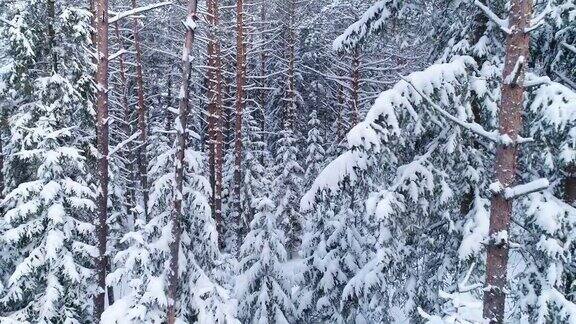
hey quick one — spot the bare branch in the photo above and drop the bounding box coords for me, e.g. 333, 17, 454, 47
109, 1, 173, 24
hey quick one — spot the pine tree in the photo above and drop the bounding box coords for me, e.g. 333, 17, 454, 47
105, 138, 236, 323
273, 129, 304, 257
303, 110, 325, 188
0, 2, 96, 321
236, 176, 296, 323
238, 110, 267, 242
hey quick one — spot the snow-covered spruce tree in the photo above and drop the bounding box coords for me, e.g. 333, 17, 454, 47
297, 109, 373, 322
105, 137, 237, 322
0, 2, 97, 321
297, 200, 372, 322
303, 110, 326, 188
235, 175, 296, 323
238, 109, 267, 241
273, 128, 304, 258
303, 0, 576, 322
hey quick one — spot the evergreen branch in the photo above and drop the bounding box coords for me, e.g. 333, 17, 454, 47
398, 74, 501, 144
473, 0, 511, 34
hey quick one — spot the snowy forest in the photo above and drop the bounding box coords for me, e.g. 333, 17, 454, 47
0, 0, 575, 323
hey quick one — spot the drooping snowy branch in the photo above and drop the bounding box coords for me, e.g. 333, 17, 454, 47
399, 75, 502, 144
108, 1, 172, 24
473, 0, 511, 34
562, 42, 576, 55
0, 17, 16, 28
109, 131, 141, 157
108, 49, 132, 61
302, 57, 477, 211
333, 0, 400, 52
525, 0, 552, 33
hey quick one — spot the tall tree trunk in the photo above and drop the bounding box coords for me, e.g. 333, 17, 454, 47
234, 0, 246, 233
131, 0, 149, 220
47, 0, 57, 73
114, 21, 136, 225
350, 49, 360, 126
483, 1, 532, 322
94, 0, 110, 319
566, 165, 576, 207
285, 34, 296, 129
207, 0, 224, 245
167, 1, 198, 323
259, 3, 267, 137
336, 83, 345, 141
564, 164, 576, 298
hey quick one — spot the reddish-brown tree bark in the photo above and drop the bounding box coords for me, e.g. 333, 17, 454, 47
233, 0, 246, 229
206, 0, 224, 245
167, 1, 198, 323
259, 3, 267, 135
131, 0, 149, 220
93, 0, 110, 319
483, 0, 532, 322
284, 0, 297, 130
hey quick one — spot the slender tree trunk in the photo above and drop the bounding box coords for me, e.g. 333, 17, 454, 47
207, 0, 224, 246
131, 0, 149, 220
47, 0, 57, 73
167, 1, 198, 323
165, 73, 173, 131
234, 0, 246, 232
114, 21, 136, 224
258, 3, 267, 138
483, 1, 532, 322
285, 23, 296, 130
566, 165, 576, 207
336, 83, 345, 141
350, 49, 360, 126
564, 164, 576, 298
0, 131, 4, 199
93, 0, 110, 319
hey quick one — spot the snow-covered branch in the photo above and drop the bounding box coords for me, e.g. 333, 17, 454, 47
109, 1, 172, 24
504, 179, 550, 200
0, 17, 16, 28
562, 42, 576, 55
504, 56, 525, 85
473, 0, 511, 34
525, 1, 552, 33
109, 131, 141, 156
108, 49, 132, 61
399, 75, 501, 144
489, 178, 550, 200
333, 0, 398, 52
